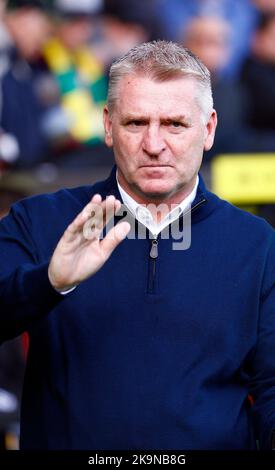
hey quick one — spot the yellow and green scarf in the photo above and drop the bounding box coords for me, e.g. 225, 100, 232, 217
43, 37, 107, 145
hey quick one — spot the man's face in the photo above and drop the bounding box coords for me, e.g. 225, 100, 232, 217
104, 74, 217, 204
12, 9, 52, 61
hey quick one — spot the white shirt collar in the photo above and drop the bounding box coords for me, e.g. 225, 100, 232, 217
116, 172, 199, 237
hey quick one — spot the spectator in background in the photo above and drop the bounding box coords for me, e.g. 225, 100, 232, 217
1, 0, 114, 171
182, 15, 248, 159
40, 0, 114, 169
156, 0, 257, 78
252, 0, 275, 13
0, 0, 53, 168
0, 0, 12, 74
240, 13, 275, 151
93, 0, 161, 70
0, 0, 20, 169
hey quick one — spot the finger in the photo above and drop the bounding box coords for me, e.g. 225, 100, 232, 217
102, 195, 117, 229
82, 204, 104, 233
65, 212, 88, 241
65, 194, 120, 243
83, 194, 116, 223
114, 199, 122, 214
90, 194, 102, 204
65, 194, 103, 241
82, 196, 116, 240
100, 221, 131, 258
102, 196, 126, 227
87, 195, 120, 233
82, 195, 104, 221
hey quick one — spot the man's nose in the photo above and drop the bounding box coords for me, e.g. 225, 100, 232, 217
142, 126, 166, 156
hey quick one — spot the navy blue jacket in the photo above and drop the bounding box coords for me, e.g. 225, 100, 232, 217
0, 167, 275, 449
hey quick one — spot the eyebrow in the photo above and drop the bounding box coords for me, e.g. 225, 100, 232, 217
121, 114, 148, 122
161, 115, 192, 126
121, 114, 192, 125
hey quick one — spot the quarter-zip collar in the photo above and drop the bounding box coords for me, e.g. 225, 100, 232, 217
117, 172, 199, 237
101, 165, 220, 225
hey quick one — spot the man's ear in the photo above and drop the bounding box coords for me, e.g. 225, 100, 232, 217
103, 106, 113, 147
204, 109, 218, 151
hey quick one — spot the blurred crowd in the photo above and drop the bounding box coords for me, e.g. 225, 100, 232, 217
0, 0, 275, 173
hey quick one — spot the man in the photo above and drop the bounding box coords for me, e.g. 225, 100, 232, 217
181, 15, 248, 159
0, 40, 275, 450
0, 0, 53, 167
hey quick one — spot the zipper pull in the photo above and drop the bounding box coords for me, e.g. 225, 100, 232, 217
150, 239, 158, 259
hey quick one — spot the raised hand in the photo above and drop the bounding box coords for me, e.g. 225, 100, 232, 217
48, 194, 130, 291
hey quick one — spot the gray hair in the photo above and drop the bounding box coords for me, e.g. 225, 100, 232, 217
107, 40, 213, 121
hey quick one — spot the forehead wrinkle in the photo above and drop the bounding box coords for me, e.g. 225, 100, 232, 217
114, 75, 200, 121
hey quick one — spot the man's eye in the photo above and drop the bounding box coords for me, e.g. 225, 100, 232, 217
171, 122, 183, 128
163, 121, 184, 129
128, 120, 145, 127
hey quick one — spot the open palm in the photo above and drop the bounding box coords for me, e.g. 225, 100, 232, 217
48, 194, 130, 291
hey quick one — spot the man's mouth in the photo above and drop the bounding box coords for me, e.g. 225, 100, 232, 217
140, 164, 171, 168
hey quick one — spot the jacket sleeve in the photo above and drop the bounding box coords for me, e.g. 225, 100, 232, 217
249, 234, 275, 449
0, 201, 63, 343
